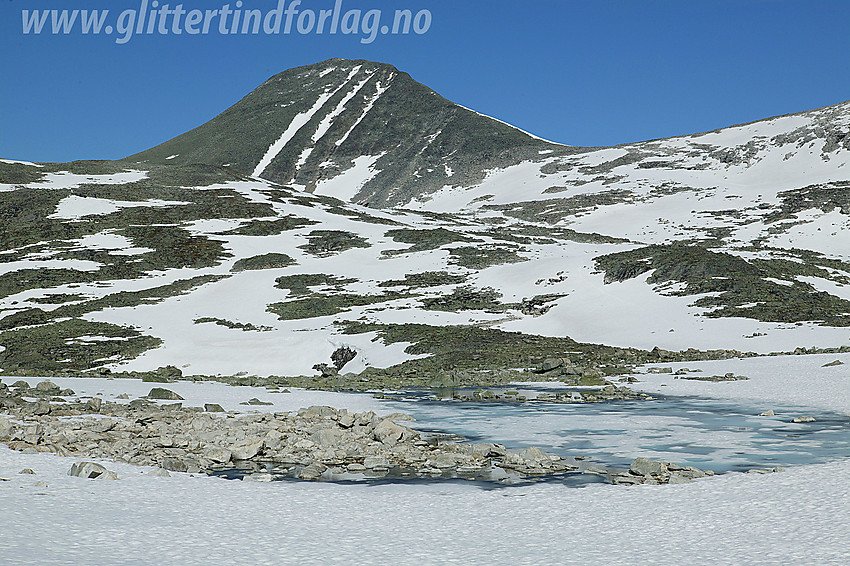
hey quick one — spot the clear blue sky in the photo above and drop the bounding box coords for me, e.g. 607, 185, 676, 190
2, 0, 850, 162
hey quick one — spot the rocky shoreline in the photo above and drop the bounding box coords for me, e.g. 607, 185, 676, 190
1, 379, 712, 486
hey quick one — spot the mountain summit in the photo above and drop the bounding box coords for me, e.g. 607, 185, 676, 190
128, 58, 569, 207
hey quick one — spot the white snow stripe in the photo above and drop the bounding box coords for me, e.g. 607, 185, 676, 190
294, 72, 376, 171
335, 76, 394, 147
252, 66, 363, 178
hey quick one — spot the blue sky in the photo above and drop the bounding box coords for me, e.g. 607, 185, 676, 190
2, 0, 850, 162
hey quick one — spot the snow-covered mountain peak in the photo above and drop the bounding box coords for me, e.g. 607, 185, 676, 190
128, 58, 568, 208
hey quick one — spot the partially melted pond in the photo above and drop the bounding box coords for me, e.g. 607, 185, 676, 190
372, 386, 850, 475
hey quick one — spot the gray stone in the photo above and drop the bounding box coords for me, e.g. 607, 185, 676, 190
429, 453, 461, 469
0, 416, 12, 439
677, 466, 708, 479
231, 438, 263, 460
86, 397, 103, 412
69, 461, 117, 480
263, 430, 285, 451
538, 358, 563, 372
147, 388, 184, 401
471, 443, 506, 458
161, 457, 188, 473
299, 462, 328, 480
338, 412, 356, 428
19, 468, 35, 475
32, 401, 51, 416
204, 403, 225, 413
792, 416, 816, 423
363, 456, 390, 470
35, 381, 60, 394
311, 428, 344, 447
146, 468, 171, 477
373, 418, 417, 446
630, 457, 668, 476
20, 423, 43, 445
243, 473, 275, 482
240, 398, 273, 406
156, 365, 183, 379
612, 474, 642, 485
519, 446, 550, 462
300, 406, 338, 418
203, 446, 232, 463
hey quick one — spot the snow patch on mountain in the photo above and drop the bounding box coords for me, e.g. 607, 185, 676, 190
313, 153, 385, 201
253, 66, 363, 178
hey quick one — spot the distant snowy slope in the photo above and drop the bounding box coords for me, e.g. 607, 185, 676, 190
2, 61, 850, 377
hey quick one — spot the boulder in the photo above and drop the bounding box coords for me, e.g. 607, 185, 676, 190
243, 473, 275, 482
519, 446, 550, 463
537, 358, 563, 373
128, 398, 154, 409
311, 428, 344, 447
35, 381, 60, 394
240, 398, 273, 406
471, 443, 506, 458
204, 403, 225, 413
20, 423, 43, 445
299, 462, 328, 480
231, 438, 263, 460
263, 430, 285, 451
792, 416, 816, 423
203, 446, 233, 463
161, 457, 188, 473
0, 416, 13, 439
373, 418, 417, 446
363, 456, 390, 470
146, 468, 171, 477
428, 453, 461, 469
156, 365, 183, 379
32, 400, 51, 416
630, 457, 668, 476
300, 406, 338, 419
69, 461, 118, 480
147, 388, 184, 401
85, 397, 103, 412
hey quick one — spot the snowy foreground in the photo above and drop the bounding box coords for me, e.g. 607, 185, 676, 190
2, 353, 850, 565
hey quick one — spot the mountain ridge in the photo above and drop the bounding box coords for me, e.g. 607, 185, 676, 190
127, 58, 572, 207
